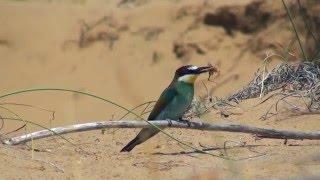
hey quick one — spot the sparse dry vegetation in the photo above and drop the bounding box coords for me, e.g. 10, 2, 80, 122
1, 0, 320, 179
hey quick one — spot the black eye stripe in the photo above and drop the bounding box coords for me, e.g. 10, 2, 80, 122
175, 65, 198, 76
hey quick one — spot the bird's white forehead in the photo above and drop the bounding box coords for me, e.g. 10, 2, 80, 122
188, 66, 198, 70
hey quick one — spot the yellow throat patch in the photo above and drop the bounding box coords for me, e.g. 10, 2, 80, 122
178, 74, 198, 84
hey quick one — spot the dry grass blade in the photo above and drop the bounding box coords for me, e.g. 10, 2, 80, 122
282, 0, 308, 60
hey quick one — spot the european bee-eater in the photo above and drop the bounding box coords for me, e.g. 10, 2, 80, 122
120, 65, 213, 152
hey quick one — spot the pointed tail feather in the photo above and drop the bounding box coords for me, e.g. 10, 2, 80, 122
121, 128, 160, 152
120, 137, 140, 152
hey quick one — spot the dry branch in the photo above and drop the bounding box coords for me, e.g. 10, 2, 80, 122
3, 120, 320, 145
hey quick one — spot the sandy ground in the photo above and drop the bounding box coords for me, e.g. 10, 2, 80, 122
0, 0, 319, 179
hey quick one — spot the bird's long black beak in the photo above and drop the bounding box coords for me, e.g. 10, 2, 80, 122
196, 66, 213, 74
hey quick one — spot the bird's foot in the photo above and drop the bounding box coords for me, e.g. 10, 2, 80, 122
178, 118, 191, 127
166, 119, 173, 127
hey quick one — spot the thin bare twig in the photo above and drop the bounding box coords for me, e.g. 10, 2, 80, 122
3, 119, 320, 145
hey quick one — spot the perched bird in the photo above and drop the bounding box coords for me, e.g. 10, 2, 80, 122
120, 65, 213, 152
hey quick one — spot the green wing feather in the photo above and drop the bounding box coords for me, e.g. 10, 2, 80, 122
148, 86, 177, 120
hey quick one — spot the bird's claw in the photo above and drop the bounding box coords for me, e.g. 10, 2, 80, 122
178, 118, 191, 127
167, 119, 173, 127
